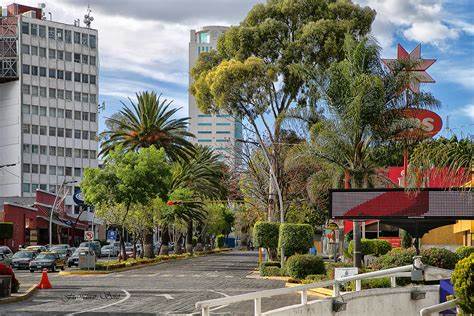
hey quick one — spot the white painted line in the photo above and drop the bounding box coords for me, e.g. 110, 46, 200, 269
153, 294, 174, 300
65, 289, 131, 316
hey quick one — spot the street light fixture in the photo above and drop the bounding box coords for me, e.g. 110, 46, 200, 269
49, 179, 78, 247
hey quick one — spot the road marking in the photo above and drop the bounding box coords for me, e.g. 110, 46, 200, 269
190, 290, 230, 315
65, 289, 131, 316
153, 294, 174, 300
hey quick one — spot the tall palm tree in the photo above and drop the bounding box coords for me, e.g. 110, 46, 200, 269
100, 91, 195, 161
158, 145, 226, 255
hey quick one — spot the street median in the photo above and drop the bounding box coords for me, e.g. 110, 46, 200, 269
0, 284, 37, 305
59, 248, 232, 275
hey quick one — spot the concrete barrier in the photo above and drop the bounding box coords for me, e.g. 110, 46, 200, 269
263, 285, 439, 316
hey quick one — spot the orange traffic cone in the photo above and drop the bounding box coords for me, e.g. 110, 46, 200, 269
37, 268, 52, 289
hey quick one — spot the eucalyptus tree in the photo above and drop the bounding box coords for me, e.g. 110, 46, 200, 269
191, 0, 377, 227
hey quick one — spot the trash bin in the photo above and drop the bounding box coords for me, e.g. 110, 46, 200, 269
78, 250, 96, 269
0, 275, 12, 298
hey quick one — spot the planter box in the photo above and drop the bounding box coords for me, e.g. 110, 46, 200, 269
0, 276, 12, 298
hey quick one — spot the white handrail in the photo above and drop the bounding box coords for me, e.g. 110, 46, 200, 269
419, 299, 458, 316
196, 264, 414, 315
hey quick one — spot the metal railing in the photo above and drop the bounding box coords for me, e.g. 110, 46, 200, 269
419, 299, 458, 316
196, 264, 415, 315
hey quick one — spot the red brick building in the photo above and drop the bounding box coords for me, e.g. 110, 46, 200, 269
0, 190, 89, 251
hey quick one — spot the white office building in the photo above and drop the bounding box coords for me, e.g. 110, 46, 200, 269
0, 3, 99, 219
188, 26, 242, 166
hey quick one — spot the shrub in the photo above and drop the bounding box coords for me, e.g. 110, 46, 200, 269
259, 261, 280, 275
260, 266, 284, 277
0, 222, 13, 240
253, 221, 279, 250
371, 248, 416, 270
278, 223, 313, 257
455, 246, 474, 261
286, 254, 325, 279
372, 240, 392, 256
216, 234, 225, 248
401, 230, 412, 249
305, 274, 328, 282
344, 277, 391, 291
451, 253, 473, 314
421, 248, 458, 270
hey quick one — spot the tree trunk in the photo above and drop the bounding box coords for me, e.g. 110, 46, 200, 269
186, 220, 193, 254
143, 229, 154, 258
118, 228, 127, 261
159, 226, 170, 255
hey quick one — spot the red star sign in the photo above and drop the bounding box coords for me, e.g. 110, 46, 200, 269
382, 44, 436, 93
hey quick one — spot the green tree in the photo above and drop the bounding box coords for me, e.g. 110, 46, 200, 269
81, 146, 170, 260
191, 0, 376, 227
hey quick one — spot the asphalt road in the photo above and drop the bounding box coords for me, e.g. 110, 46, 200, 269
1, 251, 302, 315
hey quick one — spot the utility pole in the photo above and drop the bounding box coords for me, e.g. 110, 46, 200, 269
49, 179, 77, 247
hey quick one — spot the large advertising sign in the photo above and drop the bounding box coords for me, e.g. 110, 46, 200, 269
330, 189, 473, 219
398, 109, 443, 139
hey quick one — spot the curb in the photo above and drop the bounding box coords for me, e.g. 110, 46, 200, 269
59, 248, 232, 276
0, 284, 37, 305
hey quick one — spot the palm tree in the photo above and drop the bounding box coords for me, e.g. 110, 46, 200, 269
100, 91, 195, 161
158, 145, 226, 255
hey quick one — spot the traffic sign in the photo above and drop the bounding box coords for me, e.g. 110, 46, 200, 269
334, 267, 358, 280
84, 230, 94, 241
107, 230, 117, 241
73, 188, 85, 205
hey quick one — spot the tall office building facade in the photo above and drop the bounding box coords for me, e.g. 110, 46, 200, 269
0, 4, 99, 218
188, 26, 242, 166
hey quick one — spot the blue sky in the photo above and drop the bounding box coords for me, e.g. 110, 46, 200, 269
2, 0, 473, 138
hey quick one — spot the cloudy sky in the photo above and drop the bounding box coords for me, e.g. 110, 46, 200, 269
2, 0, 473, 137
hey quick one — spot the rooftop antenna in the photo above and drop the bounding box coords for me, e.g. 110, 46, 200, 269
74, 19, 80, 27
83, 5, 94, 28
38, 3, 46, 19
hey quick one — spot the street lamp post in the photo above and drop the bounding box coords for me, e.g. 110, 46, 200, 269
49, 179, 77, 247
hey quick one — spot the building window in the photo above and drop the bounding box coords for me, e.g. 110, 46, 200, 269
81, 33, 88, 46
21, 22, 29, 34
90, 94, 97, 103
89, 34, 97, 48
65, 30, 72, 43
22, 124, 30, 133
216, 122, 231, 126
65, 148, 72, 157
22, 64, 30, 74
49, 127, 56, 136
49, 107, 56, 117
82, 131, 89, 140
90, 150, 97, 159
198, 114, 212, 118
31, 164, 39, 173
32, 183, 39, 192
31, 125, 38, 134
57, 50, 64, 60
31, 66, 38, 76
40, 87, 47, 97
216, 114, 231, 118
57, 147, 64, 157
49, 146, 56, 156
38, 25, 46, 38
40, 145, 47, 155
82, 93, 89, 103
32, 105, 39, 115
82, 74, 89, 83
74, 31, 81, 44
39, 126, 46, 135
90, 131, 97, 140
216, 139, 229, 142
39, 184, 47, 191
90, 56, 96, 65
49, 48, 56, 59
74, 110, 81, 120
198, 131, 212, 134
90, 75, 96, 85
74, 149, 81, 158
49, 68, 56, 78
82, 55, 89, 64
90, 112, 97, 122
65, 167, 72, 176
40, 165, 47, 174
65, 52, 72, 62
48, 27, 55, 39
57, 70, 64, 79
74, 72, 81, 82
39, 47, 46, 57
65, 71, 72, 81
198, 139, 212, 143
82, 149, 89, 159
216, 131, 231, 134
31, 24, 38, 36
65, 110, 72, 119
21, 44, 30, 54
23, 163, 31, 173
57, 167, 64, 176
74, 129, 81, 139
23, 144, 30, 153
49, 165, 56, 175
31, 145, 39, 154
199, 32, 210, 44
74, 168, 81, 177
74, 92, 81, 102
74, 53, 81, 63
56, 28, 63, 41
57, 108, 64, 118
31, 46, 38, 55
65, 91, 72, 101
82, 112, 89, 121
57, 89, 64, 99
198, 122, 212, 126
22, 183, 30, 193
22, 104, 30, 114
49, 88, 56, 98
39, 67, 46, 77
31, 86, 38, 96
57, 128, 64, 137
22, 84, 30, 94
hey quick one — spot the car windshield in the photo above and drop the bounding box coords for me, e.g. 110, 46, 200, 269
53, 249, 67, 254
51, 246, 67, 251
73, 248, 88, 256
102, 246, 111, 249
12, 252, 34, 259
36, 253, 56, 260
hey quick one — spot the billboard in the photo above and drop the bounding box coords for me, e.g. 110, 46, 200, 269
330, 188, 473, 219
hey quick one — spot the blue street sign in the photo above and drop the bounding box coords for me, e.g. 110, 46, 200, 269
73, 188, 85, 205
107, 230, 117, 241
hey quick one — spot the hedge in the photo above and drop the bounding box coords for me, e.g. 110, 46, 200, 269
451, 253, 473, 314
278, 223, 313, 257
421, 247, 458, 270
347, 239, 392, 258
253, 221, 279, 250
260, 266, 284, 277
455, 246, 474, 261
372, 247, 458, 270
0, 222, 13, 240
216, 234, 225, 248
259, 261, 280, 276
286, 254, 325, 279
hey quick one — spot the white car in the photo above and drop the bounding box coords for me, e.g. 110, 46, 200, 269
100, 245, 118, 257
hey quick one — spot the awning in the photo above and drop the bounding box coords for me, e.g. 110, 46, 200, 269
36, 215, 72, 228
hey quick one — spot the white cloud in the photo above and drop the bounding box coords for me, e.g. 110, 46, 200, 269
403, 21, 459, 44
461, 104, 474, 121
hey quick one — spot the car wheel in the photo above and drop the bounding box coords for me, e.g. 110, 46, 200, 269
68, 263, 72, 268
30, 269, 34, 273
51, 265, 56, 272
61, 265, 65, 271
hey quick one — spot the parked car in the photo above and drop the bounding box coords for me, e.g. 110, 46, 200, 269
0, 246, 13, 258
29, 252, 65, 272
0, 253, 12, 267
25, 245, 47, 254
78, 241, 101, 258
100, 245, 118, 257
67, 247, 90, 267
11, 251, 37, 269
54, 248, 70, 260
